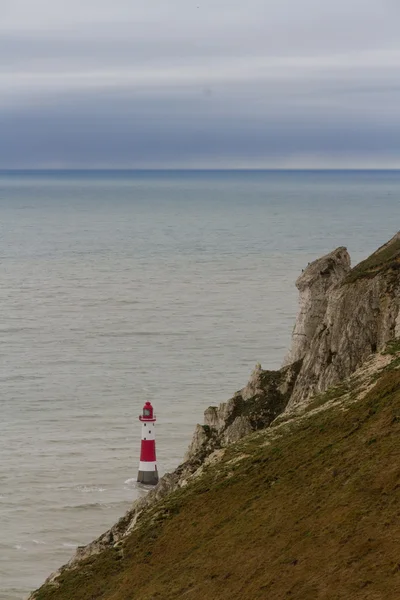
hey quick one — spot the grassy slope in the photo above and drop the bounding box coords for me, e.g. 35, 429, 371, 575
34, 362, 400, 600
346, 234, 400, 283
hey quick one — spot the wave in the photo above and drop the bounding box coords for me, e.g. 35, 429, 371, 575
65, 502, 110, 511
76, 485, 106, 493
0, 327, 38, 334
0, 374, 44, 382
94, 331, 187, 338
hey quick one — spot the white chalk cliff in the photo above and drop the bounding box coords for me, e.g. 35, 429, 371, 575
282, 246, 351, 367
287, 231, 400, 406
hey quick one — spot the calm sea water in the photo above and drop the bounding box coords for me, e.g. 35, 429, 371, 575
0, 170, 399, 599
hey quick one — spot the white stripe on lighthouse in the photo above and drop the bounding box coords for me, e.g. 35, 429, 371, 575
139, 461, 157, 472
141, 423, 155, 439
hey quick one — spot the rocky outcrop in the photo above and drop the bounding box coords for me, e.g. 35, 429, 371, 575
287, 231, 400, 407
190, 232, 399, 422
185, 360, 302, 464
283, 247, 351, 366
187, 232, 399, 419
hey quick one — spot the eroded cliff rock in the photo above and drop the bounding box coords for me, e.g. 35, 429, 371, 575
287, 231, 400, 407
283, 247, 351, 366
184, 360, 302, 464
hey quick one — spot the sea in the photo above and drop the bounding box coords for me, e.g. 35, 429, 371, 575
0, 169, 399, 599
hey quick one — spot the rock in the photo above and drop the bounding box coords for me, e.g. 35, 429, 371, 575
241, 363, 264, 400
283, 247, 351, 366
287, 232, 400, 407
204, 396, 237, 430
185, 359, 302, 465
224, 416, 253, 444
184, 424, 213, 462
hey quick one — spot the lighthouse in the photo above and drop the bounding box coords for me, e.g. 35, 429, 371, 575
137, 401, 159, 485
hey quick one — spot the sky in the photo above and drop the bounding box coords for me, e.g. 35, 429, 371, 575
1, 0, 400, 168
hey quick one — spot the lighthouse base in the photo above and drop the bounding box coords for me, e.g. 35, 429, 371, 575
137, 466, 159, 486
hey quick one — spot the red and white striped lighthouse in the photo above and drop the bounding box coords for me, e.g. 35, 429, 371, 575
137, 401, 159, 485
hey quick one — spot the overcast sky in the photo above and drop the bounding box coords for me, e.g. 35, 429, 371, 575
1, 0, 400, 168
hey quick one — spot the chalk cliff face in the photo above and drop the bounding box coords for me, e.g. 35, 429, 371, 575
185, 232, 400, 462
283, 246, 351, 366
287, 231, 400, 407
187, 232, 400, 457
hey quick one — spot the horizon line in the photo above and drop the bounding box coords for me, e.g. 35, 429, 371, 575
1, 167, 400, 173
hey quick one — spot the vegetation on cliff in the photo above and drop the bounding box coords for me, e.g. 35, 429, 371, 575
345, 231, 400, 283
32, 348, 400, 600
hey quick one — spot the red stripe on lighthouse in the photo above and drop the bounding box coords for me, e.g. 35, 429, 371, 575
140, 439, 156, 462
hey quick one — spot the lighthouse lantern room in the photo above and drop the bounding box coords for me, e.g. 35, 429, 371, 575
137, 401, 159, 485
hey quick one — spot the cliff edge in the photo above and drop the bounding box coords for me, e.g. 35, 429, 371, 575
288, 231, 400, 406
185, 231, 399, 463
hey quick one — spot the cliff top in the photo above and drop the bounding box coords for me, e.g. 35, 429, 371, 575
346, 231, 400, 283
295, 246, 350, 290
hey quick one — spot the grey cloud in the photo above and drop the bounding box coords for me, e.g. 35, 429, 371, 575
1, 90, 399, 168
1, 0, 400, 167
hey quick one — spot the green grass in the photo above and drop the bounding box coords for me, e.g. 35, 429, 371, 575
33, 365, 400, 600
345, 235, 400, 283
302, 381, 351, 413
382, 338, 400, 356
